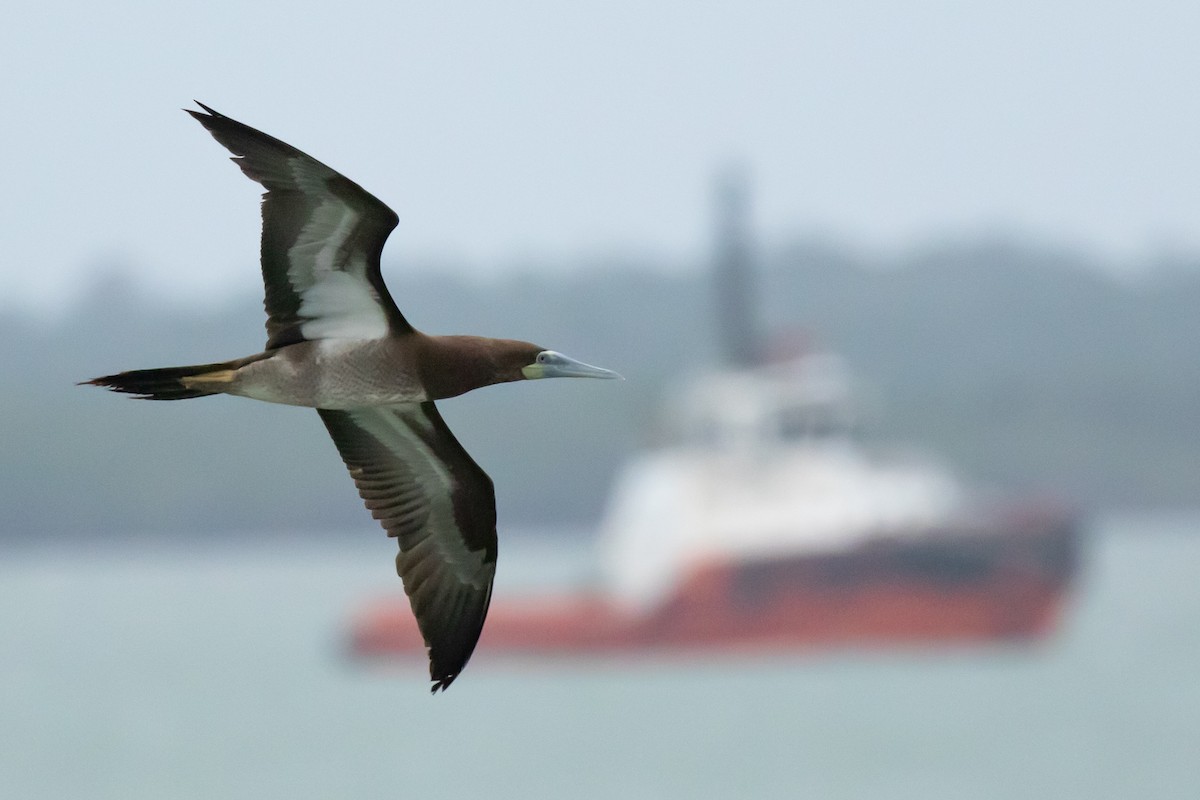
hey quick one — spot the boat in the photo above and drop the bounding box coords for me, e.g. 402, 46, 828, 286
346, 169, 1081, 663
347, 347, 1080, 661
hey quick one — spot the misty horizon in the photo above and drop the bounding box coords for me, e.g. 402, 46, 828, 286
10, 227, 1200, 320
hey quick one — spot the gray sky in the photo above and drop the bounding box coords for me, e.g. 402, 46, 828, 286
4, 1, 1199, 310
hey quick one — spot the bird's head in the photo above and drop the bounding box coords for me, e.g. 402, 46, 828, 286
421, 336, 621, 399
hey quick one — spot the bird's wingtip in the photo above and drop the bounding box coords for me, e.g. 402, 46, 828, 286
185, 102, 222, 122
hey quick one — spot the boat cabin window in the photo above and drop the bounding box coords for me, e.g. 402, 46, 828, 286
670, 356, 859, 449
775, 402, 851, 443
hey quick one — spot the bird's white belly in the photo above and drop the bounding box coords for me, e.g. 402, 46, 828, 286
229, 339, 426, 409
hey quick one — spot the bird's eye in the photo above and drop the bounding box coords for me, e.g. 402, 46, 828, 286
537, 352, 549, 363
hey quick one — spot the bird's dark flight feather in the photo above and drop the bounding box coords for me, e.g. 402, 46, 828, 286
188, 103, 411, 348
318, 402, 497, 692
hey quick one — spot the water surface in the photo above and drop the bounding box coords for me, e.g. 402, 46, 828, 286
1, 515, 1197, 798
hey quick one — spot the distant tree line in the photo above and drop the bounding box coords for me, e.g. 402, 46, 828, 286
2, 236, 1197, 542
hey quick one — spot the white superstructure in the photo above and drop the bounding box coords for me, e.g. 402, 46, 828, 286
598, 351, 963, 608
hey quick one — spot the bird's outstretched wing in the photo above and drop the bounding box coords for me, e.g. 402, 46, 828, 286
318, 402, 497, 692
188, 103, 412, 348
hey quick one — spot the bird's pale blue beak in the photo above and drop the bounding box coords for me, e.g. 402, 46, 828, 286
523, 351, 623, 380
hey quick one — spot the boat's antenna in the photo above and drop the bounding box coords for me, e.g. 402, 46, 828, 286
712, 164, 760, 367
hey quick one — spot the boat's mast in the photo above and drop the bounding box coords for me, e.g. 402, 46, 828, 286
712, 165, 760, 367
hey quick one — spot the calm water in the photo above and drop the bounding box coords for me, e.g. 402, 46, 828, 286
2, 514, 1198, 799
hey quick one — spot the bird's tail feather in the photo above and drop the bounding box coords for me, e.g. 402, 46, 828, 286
82, 356, 255, 400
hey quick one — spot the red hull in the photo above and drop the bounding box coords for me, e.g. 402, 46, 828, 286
348, 508, 1080, 659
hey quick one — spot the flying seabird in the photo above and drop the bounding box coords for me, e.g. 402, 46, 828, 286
85, 103, 620, 692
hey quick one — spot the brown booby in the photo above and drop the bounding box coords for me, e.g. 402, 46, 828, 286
85, 103, 620, 692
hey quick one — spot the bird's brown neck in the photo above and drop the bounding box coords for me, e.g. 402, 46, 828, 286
416, 334, 532, 400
